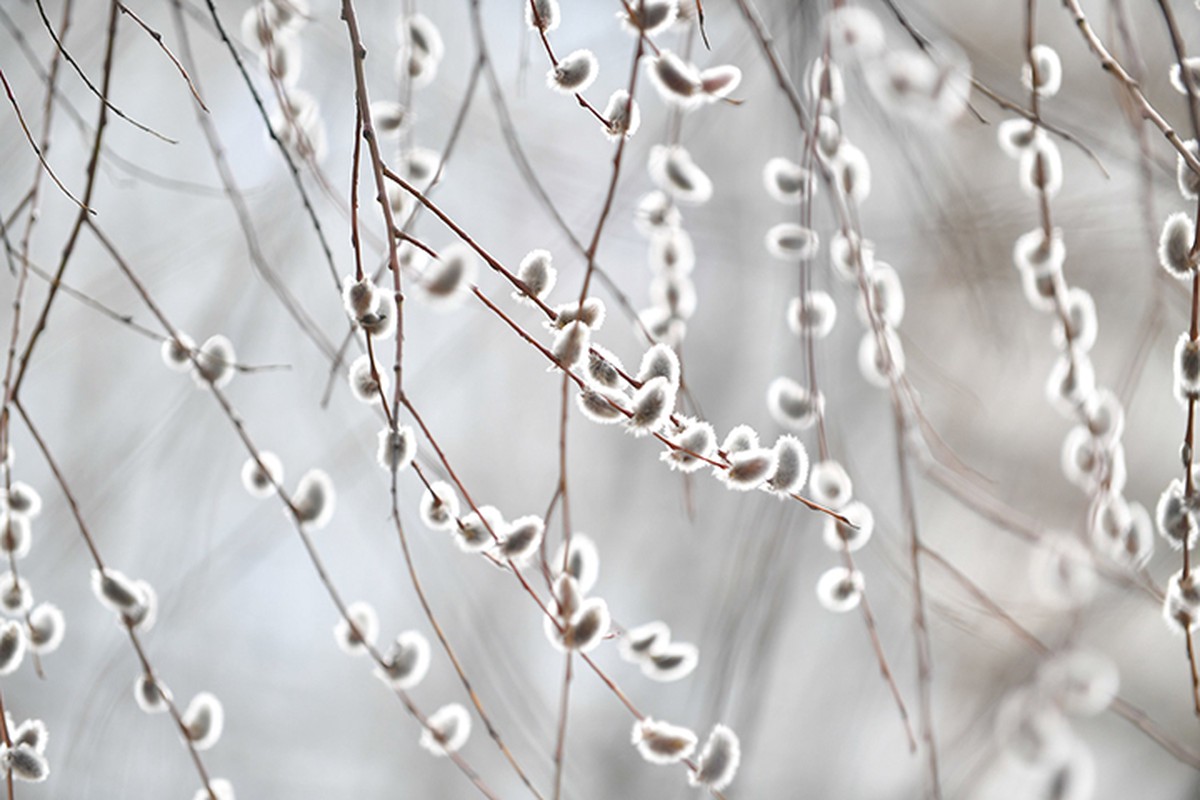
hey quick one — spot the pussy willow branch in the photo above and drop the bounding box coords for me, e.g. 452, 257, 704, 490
524, 0, 611, 125
739, 2, 936, 780
200, 0, 342, 289
388, 463, 547, 800
169, 0, 342, 366
14, 397, 221, 800
880, 0, 1109, 177
383, 170, 850, 522
1061, 0, 1200, 178
921, 542, 1200, 770
87, 221, 501, 800
1151, 0, 1200, 716
469, 0, 658, 343
396, 387, 726, 798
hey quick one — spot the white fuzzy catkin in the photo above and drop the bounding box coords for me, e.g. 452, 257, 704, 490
632, 718, 698, 765
549, 297, 606, 331
1158, 212, 1196, 279
134, 674, 172, 714
1030, 535, 1097, 609
823, 500, 875, 553
722, 448, 777, 492
649, 273, 697, 320
27, 603, 64, 654
1051, 288, 1097, 353
618, 0, 677, 36
293, 469, 336, 529
1037, 650, 1119, 717
377, 426, 416, 472
689, 724, 741, 790
661, 418, 716, 473
161, 333, 194, 372
1098, 500, 1154, 569
124, 580, 157, 632
788, 292, 838, 338
765, 224, 820, 260
826, 6, 885, 60
1178, 140, 1200, 199
641, 641, 700, 682
997, 118, 1042, 158
457, 505, 504, 553
1045, 353, 1096, 417
646, 50, 702, 107
808, 459, 853, 510
807, 59, 845, 108
0, 572, 30, 615
182, 692, 225, 750
698, 65, 742, 101
721, 425, 760, 454
524, 0, 560, 32
421, 244, 477, 305
90, 567, 145, 615
767, 377, 823, 431
400, 14, 444, 64
577, 386, 629, 424
513, 249, 557, 304
635, 191, 681, 236
551, 321, 590, 372
627, 376, 675, 436
10, 719, 46, 755
192, 335, 236, 389
334, 602, 379, 656
0, 621, 25, 675
649, 227, 695, 274
0, 514, 30, 559
1019, 138, 1063, 199
419, 481, 459, 530
360, 292, 397, 339
1163, 570, 1199, 634
370, 101, 406, 137
637, 344, 680, 389
857, 263, 906, 329
241, 451, 283, 498
547, 50, 598, 95
563, 597, 610, 652
830, 230, 873, 282
1022, 45, 1063, 98
192, 779, 235, 800
816, 566, 864, 612
762, 157, 814, 205
1175, 332, 1200, 404
1169, 57, 1200, 94
555, 534, 600, 594
497, 515, 544, 563
765, 435, 809, 495
376, 631, 431, 690
1, 742, 47, 783
420, 703, 471, 756
1155, 478, 1197, 550
348, 354, 388, 403
832, 143, 871, 203
619, 620, 670, 663
858, 329, 905, 387
648, 145, 713, 205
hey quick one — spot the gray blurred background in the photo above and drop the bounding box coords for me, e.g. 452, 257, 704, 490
1, 0, 1199, 797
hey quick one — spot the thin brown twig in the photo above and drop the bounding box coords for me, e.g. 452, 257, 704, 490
32, 0, 177, 143
0, 67, 90, 214
116, 1, 208, 111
